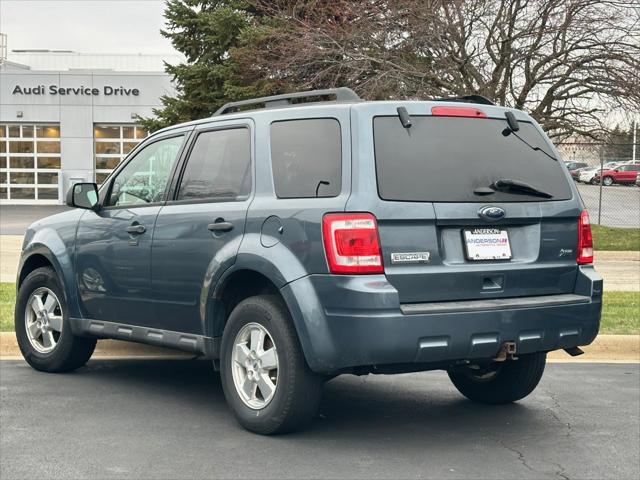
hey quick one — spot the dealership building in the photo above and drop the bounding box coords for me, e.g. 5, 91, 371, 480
0, 49, 178, 204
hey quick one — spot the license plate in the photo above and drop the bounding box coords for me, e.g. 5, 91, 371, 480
463, 228, 512, 261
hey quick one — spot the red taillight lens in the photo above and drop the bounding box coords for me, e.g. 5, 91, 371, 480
322, 213, 383, 274
577, 210, 594, 264
431, 106, 487, 118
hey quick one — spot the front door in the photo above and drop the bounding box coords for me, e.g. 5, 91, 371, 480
619, 165, 640, 182
152, 124, 252, 334
75, 134, 186, 326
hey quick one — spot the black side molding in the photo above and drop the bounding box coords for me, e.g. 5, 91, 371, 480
69, 317, 220, 358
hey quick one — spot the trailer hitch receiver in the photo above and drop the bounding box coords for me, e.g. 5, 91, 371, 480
494, 341, 518, 362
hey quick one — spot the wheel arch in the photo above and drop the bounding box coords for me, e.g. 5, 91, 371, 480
18, 240, 80, 319
209, 268, 283, 338
17, 252, 56, 288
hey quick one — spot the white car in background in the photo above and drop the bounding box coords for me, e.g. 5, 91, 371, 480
578, 162, 624, 184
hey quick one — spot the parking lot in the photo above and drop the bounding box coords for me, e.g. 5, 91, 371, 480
1, 359, 638, 480
576, 183, 640, 228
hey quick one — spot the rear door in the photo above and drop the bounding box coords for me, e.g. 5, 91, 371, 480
352, 105, 581, 304
151, 121, 252, 334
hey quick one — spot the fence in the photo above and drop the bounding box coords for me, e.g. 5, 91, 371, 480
556, 142, 639, 228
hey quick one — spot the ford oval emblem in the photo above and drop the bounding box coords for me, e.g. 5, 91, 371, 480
478, 206, 506, 221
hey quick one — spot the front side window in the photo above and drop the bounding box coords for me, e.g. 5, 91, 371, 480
177, 128, 251, 201
270, 118, 341, 198
107, 135, 184, 207
94, 124, 149, 185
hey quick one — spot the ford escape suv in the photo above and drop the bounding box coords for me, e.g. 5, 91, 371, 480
15, 88, 602, 434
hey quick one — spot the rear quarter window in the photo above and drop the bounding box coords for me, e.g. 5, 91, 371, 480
270, 118, 341, 198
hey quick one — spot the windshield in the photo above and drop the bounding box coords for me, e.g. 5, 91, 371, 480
373, 116, 572, 202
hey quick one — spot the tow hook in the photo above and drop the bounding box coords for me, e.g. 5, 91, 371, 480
494, 341, 518, 362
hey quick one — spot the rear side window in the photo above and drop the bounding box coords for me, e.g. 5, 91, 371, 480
177, 128, 251, 201
270, 119, 341, 198
374, 116, 572, 202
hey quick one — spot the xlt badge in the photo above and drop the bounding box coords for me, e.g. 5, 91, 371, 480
390, 252, 431, 264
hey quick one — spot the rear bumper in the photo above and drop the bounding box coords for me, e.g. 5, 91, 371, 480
281, 266, 602, 374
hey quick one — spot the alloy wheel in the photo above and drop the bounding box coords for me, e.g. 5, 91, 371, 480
24, 287, 63, 354
231, 322, 279, 409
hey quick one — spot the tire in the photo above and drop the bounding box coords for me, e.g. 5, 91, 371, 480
602, 176, 614, 186
448, 352, 546, 405
590, 178, 598, 185
220, 295, 322, 434
15, 267, 96, 373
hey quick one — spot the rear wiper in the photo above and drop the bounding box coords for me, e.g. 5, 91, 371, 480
397, 106, 412, 129
477, 178, 553, 198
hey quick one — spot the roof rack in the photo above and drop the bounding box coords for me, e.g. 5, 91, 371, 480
432, 94, 495, 106
214, 87, 361, 116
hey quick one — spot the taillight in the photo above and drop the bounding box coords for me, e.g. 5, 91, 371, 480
577, 210, 593, 264
322, 213, 384, 274
431, 106, 487, 118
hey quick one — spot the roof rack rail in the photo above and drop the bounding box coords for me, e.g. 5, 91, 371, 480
432, 94, 495, 106
214, 87, 360, 116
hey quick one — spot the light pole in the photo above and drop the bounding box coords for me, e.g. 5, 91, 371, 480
633, 119, 637, 163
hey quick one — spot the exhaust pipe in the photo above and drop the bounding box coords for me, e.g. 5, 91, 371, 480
564, 346, 585, 357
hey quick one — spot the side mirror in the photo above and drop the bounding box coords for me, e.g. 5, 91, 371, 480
613, 169, 619, 173
66, 182, 100, 211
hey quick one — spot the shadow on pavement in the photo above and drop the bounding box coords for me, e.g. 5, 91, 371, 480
76, 358, 541, 441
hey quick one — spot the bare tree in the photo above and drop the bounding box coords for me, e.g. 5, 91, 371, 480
237, 0, 640, 139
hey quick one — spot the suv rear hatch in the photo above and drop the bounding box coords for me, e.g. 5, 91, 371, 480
369, 106, 580, 304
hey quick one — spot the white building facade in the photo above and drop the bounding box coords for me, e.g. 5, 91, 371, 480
0, 52, 177, 204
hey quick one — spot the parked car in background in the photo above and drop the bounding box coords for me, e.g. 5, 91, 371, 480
564, 161, 588, 171
564, 162, 588, 181
570, 167, 588, 181
578, 162, 624, 184
593, 164, 640, 186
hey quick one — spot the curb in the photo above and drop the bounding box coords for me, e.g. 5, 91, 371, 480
1, 332, 638, 362
594, 250, 640, 261
547, 334, 639, 362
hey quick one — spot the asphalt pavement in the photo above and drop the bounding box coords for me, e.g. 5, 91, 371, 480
0, 205, 69, 235
576, 183, 640, 228
1, 360, 638, 479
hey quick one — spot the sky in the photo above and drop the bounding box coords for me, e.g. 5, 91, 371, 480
0, 0, 177, 55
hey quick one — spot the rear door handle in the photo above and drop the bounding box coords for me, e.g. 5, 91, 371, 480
207, 221, 234, 233
126, 224, 146, 235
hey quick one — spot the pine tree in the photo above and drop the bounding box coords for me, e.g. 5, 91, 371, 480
603, 125, 635, 162
138, 0, 277, 132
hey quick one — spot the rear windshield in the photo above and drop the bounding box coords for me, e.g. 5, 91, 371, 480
374, 116, 572, 202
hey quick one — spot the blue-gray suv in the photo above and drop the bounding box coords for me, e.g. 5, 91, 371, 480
15, 88, 602, 434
